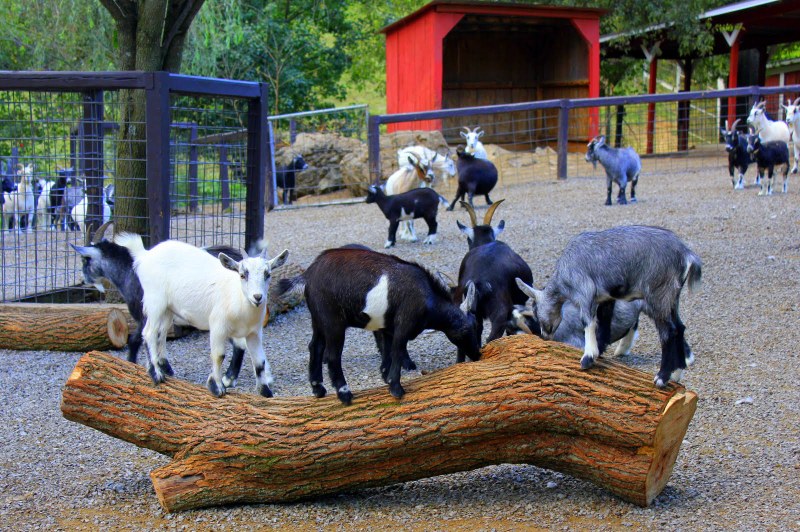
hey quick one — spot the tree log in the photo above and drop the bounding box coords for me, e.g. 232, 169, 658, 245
61, 335, 697, 512
0, 303, 128, 351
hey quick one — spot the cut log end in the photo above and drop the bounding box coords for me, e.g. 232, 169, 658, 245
107, 309, 129, 348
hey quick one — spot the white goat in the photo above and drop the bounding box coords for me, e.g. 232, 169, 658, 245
396, 146, 456, 186
460, 126, 488, 160
7, 164, 35, 232
385, 154, 435, 242
71, 185, 112, 232
781, 97, 800, 174
747, 100, 790, 143
116, 232, 289, 398
35, 179, 53, 229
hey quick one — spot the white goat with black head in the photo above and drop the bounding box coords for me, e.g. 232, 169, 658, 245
515, 225, 701, 388
747, 99, 790, 147
460, 126, 487, 159
116, 232, 288, 398
780, 97, 800, 174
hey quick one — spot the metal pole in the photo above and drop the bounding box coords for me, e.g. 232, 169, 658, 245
145, 72, 172, 245
244, 82, 268, 250
557, 101, 570, 180
368, 115, 381, 184
82, 90, 104, 234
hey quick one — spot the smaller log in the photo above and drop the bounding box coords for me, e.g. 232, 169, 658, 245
0, 303, 128, 351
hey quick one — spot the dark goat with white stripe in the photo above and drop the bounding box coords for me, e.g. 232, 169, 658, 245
720, 118, 753, 189
277, 247, 480, 405
366, 184, 448, 248
746, 133, 790, 195
515, 225, 701, 388
454, 200, 533, 345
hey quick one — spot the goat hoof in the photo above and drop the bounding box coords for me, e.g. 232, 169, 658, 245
604, 200, 612, 206
630, 197, 637, 203
401, 357, 417, 371
158, 359, 175, 377
337, 387, 353, 406
311, 383, 327, 398
206, 377, 226, 397
389, 382, 405, 400
580, 353, 596, 370
446, 205, 454, 212
653, 374, 669, 388
222, 374, 237, 388
257, 384, 273, 398
148, 365, 165, 384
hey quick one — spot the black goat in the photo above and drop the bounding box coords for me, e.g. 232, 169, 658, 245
276, 154, 308, 205
49, 168, 81, 230
446, 146, 498, 210
720, 119, 753, 189
277, 247, 480, 405
365, 185, 448, 248
454, 200, 533, 345
746, 134, 790, 195
70, 222, 249, 387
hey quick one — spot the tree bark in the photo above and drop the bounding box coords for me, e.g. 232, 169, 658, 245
61, 335, 697, 512
0, 303, 128, 351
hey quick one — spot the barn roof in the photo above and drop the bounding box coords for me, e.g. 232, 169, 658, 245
380, 0, 605, 35
602, 0, 800, 59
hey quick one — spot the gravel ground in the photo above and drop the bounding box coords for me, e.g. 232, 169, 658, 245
1, 164, 799, 530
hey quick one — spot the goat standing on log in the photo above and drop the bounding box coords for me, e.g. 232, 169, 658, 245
446, 146, 498, 210
116, 232, 288, 398
460, 126, 488, 159
780, 97, 800, 174
585, 135, 641, 205
366, 184, 447, 248
277, 247, 480, 404
514, 225, 701, 388
275, 154, 308, 205
720, 119, 752, 189
746, 132, 790, 195
454, 200, 533, 344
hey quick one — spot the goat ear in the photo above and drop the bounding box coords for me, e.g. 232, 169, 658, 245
456, 219, 474, 241
219, 253, 240, 272
515, 278, 540, 300
493, 220, 505, 238
477, 130, 484, 138
460, 281, 477, 314
460, 131, 467, 139
269, 249, 289, 270
596, 135, 606, 147
69, 243, 102, 260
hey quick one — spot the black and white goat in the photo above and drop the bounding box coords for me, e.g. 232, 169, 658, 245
585, 135, 641, 205
720, 119, 753, 189
366, 184, 448, 248
277, 247, 480, 404
454, 200, 533, 343
746, 132, 790, 195
515, 225, 701, 388
446, 146, 498, 210
275, 154, 308, 205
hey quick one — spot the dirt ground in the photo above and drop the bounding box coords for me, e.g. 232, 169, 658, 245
1, 159, 799, 530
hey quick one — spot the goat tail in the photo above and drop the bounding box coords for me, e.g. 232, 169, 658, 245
683, 253, 703, 293
437, 194, 450, 209
114, 232, 146, 260
276, 274, 306, 300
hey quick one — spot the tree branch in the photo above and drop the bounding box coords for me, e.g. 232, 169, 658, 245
98, 0, 137, 24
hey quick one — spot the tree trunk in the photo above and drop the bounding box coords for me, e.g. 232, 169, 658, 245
0, 303, 128, 351
61, 335, 697, 512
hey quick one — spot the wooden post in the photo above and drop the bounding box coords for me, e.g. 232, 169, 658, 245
557, 100, 570, 180
82, 90, 105, 235
642, 43, 660, 155
61, 335, 697, 512
368, 114, 382, 184
145, 72, 172, 246
245, 82, 268, 249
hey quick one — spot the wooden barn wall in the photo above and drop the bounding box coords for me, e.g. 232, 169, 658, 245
441, 19, 589, 150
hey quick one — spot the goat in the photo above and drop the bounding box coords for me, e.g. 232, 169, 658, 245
460, 126, 488, 160
746, 133, 790, 195
585, 135, 641, 205
747, 100, 790, 162
277, 247, 480, 404
0, 173, 17, 227
116, 232, 289, 398
396, 146, 456, 186
6, 164, 36, 232
366, 185, 447, 248
275, 154, 308, 205
385, 154, 436, 243
780, 97, 800, 174
720, 119, 753, 189
454, 200, 533, 343
70, 223, 254, 388
446, 146, 498, 210
514, 225, 702, 388
34, 179, 53, 229
71, 183, 113, 232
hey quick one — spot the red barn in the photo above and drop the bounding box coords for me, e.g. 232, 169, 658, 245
381, 1, 604, 147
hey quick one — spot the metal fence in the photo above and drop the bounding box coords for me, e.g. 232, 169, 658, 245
0, 71, 270, 303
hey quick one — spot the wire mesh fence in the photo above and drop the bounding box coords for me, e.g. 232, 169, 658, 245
0, 72, 268, 303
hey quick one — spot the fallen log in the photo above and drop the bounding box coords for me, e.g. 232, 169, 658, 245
61, 334, 697, 512
0, 303, 128, 351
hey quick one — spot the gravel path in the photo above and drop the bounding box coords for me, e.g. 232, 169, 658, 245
1, 166, 799, 530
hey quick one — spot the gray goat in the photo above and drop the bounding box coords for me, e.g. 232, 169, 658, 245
515, 225, 701, 388
585, 135, 641, 205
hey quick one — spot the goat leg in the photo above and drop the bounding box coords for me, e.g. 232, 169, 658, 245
308, 331, 326, 398
223, 339, 246, 388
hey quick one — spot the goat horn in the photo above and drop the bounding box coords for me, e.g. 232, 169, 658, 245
731, 118, 741, 130
462, 126, 472, 134
91, 221, 114, 244
724, 119, 730, 131
459, 201, 478, 227
793, 97, 800, 107
756, 100, 766, 109
483, 198, 505, 225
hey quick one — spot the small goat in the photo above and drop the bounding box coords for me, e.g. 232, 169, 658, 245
746, 133, 790, 195
454, 200, 533, 343
460, 126, 488, 159
385, 154, 436, 242
365, 184, 447, 248
277, 247, 480, 404
396, 146, 456, 186
514, 225, 701, 388
747, 100, 790, 157
446, 146, 498, 210
720, 119, 753, 189
117, 232, 288, 397
276, 154, 308, 205
0, 173, 17, 221
71, 183, 113, 232
780, 97, 800, 174
585, 135, 641, 205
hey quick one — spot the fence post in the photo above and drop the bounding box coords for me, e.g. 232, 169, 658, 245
368, 115, 381, 184
82, 90, 104, 234
145, 72, 172, 245
557, 100, 570, 180
188, 124, 198, 213
244, 82, 268, 250
219, 145, 230, 212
